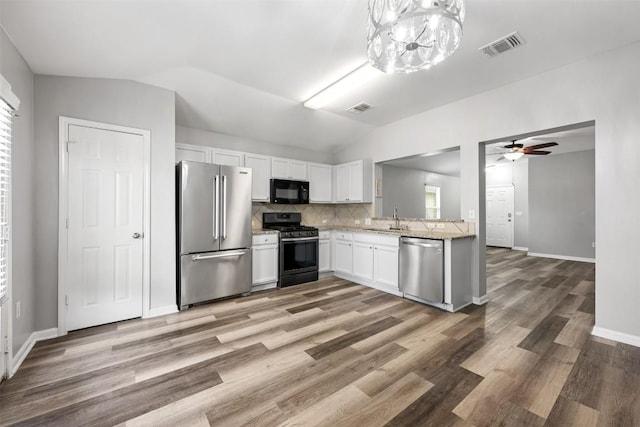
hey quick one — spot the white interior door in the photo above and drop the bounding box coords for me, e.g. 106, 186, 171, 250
66, 124, 144, 331
486, 186, 514, 248
0, 304, 6, 382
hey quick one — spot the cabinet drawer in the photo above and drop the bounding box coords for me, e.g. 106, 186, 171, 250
334, 231, 353, 241
319, 230, 331, 240
252, 233, 278, 246
353, 232, 399, 247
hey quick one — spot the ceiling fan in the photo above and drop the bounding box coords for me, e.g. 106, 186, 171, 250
498, 139, 559, 161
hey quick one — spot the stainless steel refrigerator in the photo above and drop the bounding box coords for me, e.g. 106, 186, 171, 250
176, 161, 252, 310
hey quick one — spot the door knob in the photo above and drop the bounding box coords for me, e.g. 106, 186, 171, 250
132, 232, 143, 239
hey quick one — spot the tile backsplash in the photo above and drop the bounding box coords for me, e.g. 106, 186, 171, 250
252, 203, 474, 234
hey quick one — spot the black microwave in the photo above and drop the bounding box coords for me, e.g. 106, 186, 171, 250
270, 179, 309, 204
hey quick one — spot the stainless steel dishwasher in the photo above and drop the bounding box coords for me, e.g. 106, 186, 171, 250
399, 237, 444, 303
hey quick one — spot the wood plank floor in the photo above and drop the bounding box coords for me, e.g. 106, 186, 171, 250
2, 248, 639, 426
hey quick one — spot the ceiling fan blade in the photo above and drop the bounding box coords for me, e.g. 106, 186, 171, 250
496, 155, 506, 161
525, 142, 558, 150
524, 150, 552, 155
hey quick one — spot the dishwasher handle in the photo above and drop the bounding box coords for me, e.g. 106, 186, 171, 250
401, 239, 442, 249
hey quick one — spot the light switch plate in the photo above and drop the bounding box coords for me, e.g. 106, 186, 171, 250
468, 210, 475, 220
322, 219, 328, 224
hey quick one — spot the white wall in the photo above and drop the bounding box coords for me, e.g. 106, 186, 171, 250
1, 28, 36, 355
335, 41, 640, 340
34, 76, 176, 329
177, 125, 334, 164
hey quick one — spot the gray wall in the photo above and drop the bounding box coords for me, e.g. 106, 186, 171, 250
529, 150, 595, 259
1, 28, 36, 355
380, 165, 460, 219
334, 41, 640, 339
177, 125, 334, 164
34, 76, 176, 330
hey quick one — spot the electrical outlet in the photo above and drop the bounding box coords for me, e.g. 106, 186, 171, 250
16, 301, 21, 319
436, 223, 445, 229
364, 218, 372, 226
427, 223, 436, 229
468, 210, 475, 220
322, 219, 328, 224
355, 220, 360, 225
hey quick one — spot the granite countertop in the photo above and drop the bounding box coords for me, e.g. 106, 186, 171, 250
252, 229, 278, 235
317, 225, 475, 240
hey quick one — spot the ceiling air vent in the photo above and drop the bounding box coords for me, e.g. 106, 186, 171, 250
346, 102, 373, 114
479, 31, 526, 58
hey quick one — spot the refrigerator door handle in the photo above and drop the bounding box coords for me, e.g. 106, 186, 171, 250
191, 250, 247, 261
222, 175, 228, 240
213, 175, 220, 239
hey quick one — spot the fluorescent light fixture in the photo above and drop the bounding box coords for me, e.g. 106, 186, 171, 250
304, 63, 381, 110
503, 151, 524, 161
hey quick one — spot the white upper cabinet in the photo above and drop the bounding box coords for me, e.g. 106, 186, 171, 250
211, 149, 245, 167
271, 157, 308, 180
176, 143, 210, 163
308, 162, 333, 203
334, 160, 372, 203
245, 153, 271, 202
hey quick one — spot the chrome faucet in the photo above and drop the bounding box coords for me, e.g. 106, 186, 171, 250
392, 205, 401, 230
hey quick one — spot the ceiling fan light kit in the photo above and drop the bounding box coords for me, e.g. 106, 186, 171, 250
367, 0, 465, 74
503, 151, 524, 161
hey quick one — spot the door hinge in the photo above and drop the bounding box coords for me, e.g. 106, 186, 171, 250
2, 336, 8, 354
66, 218, 69, 229
65, 294, 69, 306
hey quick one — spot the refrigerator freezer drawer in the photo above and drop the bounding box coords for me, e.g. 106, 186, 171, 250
179, 249, 252, 309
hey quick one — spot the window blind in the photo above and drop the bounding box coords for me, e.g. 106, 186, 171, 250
0, 98, 11, 302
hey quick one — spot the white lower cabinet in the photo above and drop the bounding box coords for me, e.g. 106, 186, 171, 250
319, 231, 331, 273
333, 236, 353, 275
252, 234, 279, 290
332, 231, 400, 295
373, 244, 399, 288
352, 242, 374, 281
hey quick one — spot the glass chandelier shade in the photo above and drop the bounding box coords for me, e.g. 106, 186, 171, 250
367, 0, 465, 74
503, 151, 524, 161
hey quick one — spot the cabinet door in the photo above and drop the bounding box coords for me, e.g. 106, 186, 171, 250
289, 160, 308, 180
374, 245, 399, 288
271, 157, 290, 178
176, 143, 210, 163
309, 163, 333, 203
245, 154, 271, 201
319, 239, 331, 272
353, 242, 374, 281
252, 245, 278, 284
334, 240, 353, 274
349, 161, 363, 202
335, 164, 350, 202
212, 149, 244, 167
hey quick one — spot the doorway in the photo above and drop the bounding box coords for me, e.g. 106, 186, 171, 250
58, 117, 151, 333
486, 186, 514, 248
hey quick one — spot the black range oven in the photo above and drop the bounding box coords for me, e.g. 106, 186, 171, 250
263, 212, 318, 287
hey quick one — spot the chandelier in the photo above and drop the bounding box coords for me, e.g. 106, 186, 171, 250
367, 0, 465, 73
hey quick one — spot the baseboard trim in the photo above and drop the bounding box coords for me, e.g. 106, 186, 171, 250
251, 282, 277, 292
473, 295, 489, 305
592, 326, 640, 348
527, 252, 595, 263
145, 305, 178, 318
512, 246, 529, 252
11, 328, 58, 377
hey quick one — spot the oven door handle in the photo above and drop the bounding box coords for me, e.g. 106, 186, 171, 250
280, 237, 319, 242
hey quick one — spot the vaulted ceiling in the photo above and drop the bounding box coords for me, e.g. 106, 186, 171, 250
2, 0, 639, 153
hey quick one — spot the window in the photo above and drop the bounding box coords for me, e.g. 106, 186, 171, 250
425, 185, 441, 219
0, 98, 11, 302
